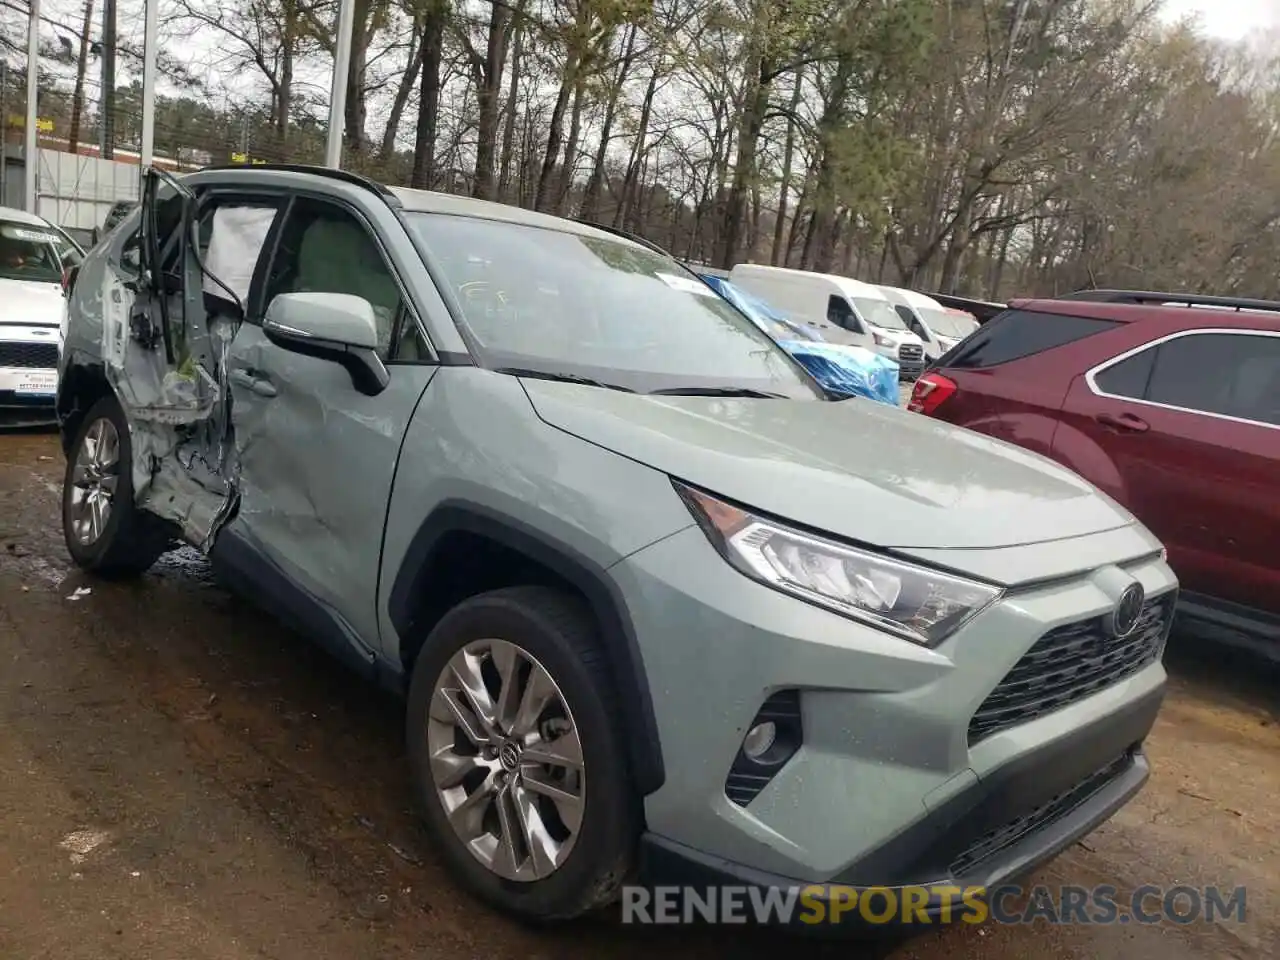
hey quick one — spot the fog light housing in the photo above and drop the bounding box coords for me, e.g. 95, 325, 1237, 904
742, 721, 777, 760
725, 690, 803, 807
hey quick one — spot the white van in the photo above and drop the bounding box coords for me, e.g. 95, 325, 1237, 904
728, 263, 925, 379
876, 285, 979, 362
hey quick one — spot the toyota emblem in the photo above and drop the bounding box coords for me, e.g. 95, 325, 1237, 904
1108, 582, 1145, 638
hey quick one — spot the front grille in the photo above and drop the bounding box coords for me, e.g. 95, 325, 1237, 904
898, 344, 924, 361
968, 594, 1173, 745
950, 753, 1132, 878
0, 340, 58, 369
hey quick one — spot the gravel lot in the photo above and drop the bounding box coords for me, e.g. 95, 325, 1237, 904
1, 426, 1276, 960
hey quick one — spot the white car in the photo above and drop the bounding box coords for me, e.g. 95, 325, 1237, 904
0, 206, 81, 424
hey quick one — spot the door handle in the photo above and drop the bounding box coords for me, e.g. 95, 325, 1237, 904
1095, 411, 1149, 433
229, 368, 278, 398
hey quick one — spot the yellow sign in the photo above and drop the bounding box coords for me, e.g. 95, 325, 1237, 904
6, 115, 54, 132
230, 152, 266, 165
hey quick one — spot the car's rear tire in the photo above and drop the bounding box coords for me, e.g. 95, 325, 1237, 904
61, 394, 171, 577
406, 585, 638, 921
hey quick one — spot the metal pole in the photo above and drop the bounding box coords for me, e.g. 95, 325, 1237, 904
101, 0, 115, 158
139, 0, 157, 174
325, 0, 356, 168
1, 60, 8, 207
24, 0, 39, 213
97, 0, 106, 154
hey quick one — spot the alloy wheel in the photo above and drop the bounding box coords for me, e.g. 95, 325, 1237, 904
68, 416, 120, 546
427, 638, 585, 882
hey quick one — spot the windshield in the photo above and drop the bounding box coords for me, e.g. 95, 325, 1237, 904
918, 307, 977, 339
407, 213, 823, 398
852, 297, 908, 331
0, 221, 64, 283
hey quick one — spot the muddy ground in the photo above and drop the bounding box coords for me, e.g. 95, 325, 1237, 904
1, 426, 1276, 959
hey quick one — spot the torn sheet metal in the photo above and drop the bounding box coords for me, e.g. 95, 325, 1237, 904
88, 169, 277, 552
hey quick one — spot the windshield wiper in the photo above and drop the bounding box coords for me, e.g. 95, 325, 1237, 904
648, 386, 789, 399
494, 366, 635, 392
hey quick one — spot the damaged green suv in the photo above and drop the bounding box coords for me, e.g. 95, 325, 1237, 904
57, 164, 1177, 926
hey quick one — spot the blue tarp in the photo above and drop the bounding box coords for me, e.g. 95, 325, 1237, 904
700, 275, 900, 406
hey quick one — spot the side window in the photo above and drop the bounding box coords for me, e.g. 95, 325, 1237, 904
262, 197, 406, 360
1146, 332, 1280, 425
945, 309, 1120, 369
827, 295, 859, 332
1094, 347, 1156, 398
894, 304, 920, 336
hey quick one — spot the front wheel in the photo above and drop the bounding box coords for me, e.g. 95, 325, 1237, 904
62, 394, 170, 576
406, 586, 638, 921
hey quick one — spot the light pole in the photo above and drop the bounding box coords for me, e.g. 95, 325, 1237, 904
140, 0, 157, 180
24, 0, 39, 213
325, 0, 356, 168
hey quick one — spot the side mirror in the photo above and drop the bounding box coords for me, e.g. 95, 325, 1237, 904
62, 264, 80, 296
262, 292, 390, 397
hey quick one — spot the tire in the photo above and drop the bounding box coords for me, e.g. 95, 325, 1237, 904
406, 585, 638, 921
62, 393, 171, 577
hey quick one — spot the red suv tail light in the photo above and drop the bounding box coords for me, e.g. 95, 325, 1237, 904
908, 372, 957, 415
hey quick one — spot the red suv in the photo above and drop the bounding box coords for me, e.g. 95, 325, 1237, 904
909, 290, 1280, 654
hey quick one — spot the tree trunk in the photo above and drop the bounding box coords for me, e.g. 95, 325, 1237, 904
410, 4, 447, 189
380, 16, 425, 160
68, 0, 95, 155
616, 60, 660, 230
581, 22, 640, 223
344, 0, 373, 155
535, 59, 578, 211
498, 2, 527, 201
275, 46, 293, 146
556, 80, 587, 214
718, 56, 771, 268
471, 2, 514, 200
770, 67, 803, 265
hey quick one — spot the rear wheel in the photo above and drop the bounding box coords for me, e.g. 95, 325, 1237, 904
406, 586, 637, 921
62, 394, 171, 576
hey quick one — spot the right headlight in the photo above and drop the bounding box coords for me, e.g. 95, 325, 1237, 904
675, 481, 1002, 647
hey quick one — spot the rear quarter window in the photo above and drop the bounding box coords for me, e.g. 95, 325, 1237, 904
938, 309, 1120, 369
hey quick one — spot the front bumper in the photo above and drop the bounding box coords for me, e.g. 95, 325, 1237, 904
639, 684, 1159, 931
873, 345, 923, 379
612, 523, 1176, 914
0, 365, 59, 424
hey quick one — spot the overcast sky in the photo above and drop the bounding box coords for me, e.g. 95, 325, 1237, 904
1162, 0, 1280, 39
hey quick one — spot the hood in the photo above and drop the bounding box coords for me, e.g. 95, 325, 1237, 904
521, 381, 1135, 550
0, 278, 64, 328
870, 326, 920, 346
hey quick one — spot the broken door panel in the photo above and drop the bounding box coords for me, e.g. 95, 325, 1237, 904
101, 169, 280, 550
221, 320, 438, 650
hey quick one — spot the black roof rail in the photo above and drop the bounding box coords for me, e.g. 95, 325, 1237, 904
1058, 289, 1280, 313
572, 218, 672, 256
196, 162, 401, 204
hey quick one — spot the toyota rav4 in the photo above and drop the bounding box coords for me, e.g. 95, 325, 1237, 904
56, 164, 1177, 926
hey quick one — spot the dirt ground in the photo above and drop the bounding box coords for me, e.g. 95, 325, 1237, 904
1, 426, 1277, 960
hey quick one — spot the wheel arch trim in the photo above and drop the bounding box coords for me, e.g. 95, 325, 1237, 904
387, 500, 666, 795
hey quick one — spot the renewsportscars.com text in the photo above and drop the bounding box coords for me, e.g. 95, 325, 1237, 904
621, 883, 1247, 926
